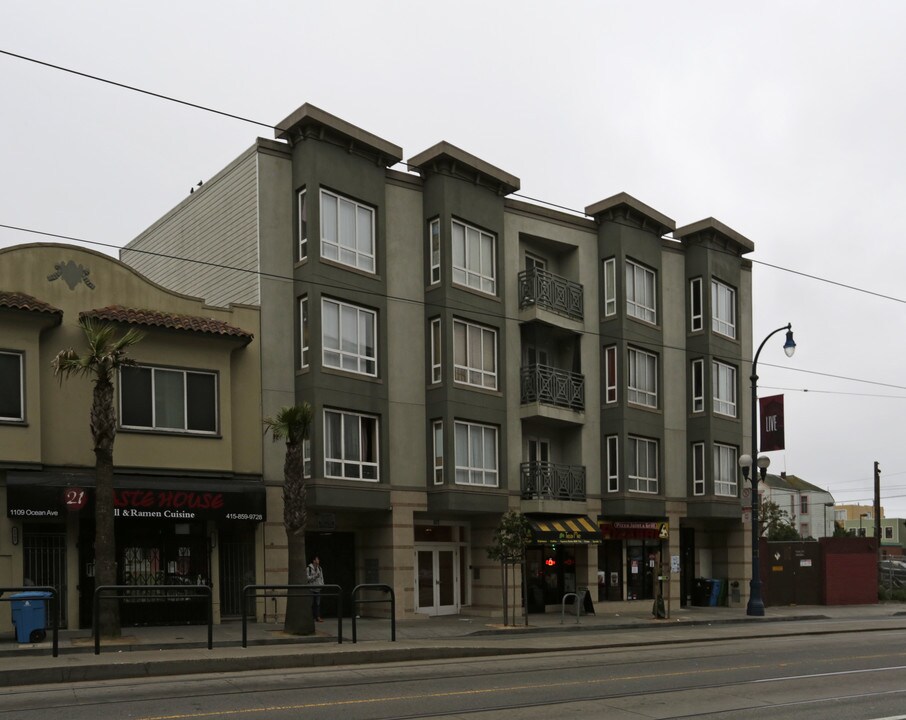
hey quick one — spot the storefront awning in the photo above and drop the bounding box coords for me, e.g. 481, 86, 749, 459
527, 516, 602, 545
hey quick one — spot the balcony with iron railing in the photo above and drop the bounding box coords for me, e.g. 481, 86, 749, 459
520, 461, 586, 501
518, 267, 584, 322
520, 364, 585, 412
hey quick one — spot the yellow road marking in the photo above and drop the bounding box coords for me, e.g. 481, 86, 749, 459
138, 652, 906, 720
138, 665, 750, 720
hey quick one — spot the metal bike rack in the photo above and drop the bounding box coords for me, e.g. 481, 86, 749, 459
560, 592, 582, 625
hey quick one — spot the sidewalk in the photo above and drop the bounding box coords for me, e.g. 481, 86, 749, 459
2, 603, 905, 687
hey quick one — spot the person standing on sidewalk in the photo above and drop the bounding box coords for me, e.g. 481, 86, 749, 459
307, 556, 324, 622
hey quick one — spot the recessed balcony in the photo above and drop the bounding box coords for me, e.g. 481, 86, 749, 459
520, 461, 586, 501
518, 268, 584, 322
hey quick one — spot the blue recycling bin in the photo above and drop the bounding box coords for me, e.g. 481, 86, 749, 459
10, 591, 50, 643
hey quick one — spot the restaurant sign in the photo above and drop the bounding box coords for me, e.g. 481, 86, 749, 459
599, 521, 669, 540
8, 484, 265, 522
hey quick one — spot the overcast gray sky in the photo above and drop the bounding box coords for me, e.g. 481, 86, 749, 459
2, 1, 904, 517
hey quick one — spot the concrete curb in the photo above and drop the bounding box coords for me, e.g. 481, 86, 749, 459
0, 645, 521, 687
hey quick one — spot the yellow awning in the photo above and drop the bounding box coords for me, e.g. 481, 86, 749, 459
527, 516, 602, 545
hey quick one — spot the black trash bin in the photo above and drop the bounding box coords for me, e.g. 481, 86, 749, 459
10, 591, 50, 643
693, 578, 713, 607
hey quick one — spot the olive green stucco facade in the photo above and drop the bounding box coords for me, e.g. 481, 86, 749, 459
120, 103, 758, 619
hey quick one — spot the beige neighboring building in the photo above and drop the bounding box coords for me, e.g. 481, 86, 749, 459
0, 243, 266, 630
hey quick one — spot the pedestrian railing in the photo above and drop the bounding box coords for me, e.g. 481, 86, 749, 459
93, 584, 212, 655
350, 584, 396, 643
0, 586, 60, 657
241, 584, 343, 647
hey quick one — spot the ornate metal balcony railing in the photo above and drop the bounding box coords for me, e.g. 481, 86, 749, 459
520, 364, 585, 411
520, 461, 587, 501
518, 267, 584, 321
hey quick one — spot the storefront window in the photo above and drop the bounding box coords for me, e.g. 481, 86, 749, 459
526, 546, 577, 610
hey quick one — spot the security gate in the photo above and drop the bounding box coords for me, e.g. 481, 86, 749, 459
23, 531, 67, 628
218, 528, 256, 617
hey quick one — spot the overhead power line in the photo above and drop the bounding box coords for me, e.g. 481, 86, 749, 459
0, 49, 278, 132
3, 221, 904, 396
4, 46, 906, 309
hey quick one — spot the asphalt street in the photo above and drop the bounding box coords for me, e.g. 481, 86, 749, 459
2, 620, 906, 719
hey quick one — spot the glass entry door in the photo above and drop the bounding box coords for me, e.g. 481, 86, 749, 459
416, 548, 458, 615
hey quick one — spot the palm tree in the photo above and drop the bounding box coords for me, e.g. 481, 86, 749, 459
264, 403, 315, 635
52, 317, 144, 638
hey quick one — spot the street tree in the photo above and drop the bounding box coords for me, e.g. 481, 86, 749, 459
760, 498, 801, 540
52, 317, 144, 638
264, 403, 314, 635
487, 510, 532, 626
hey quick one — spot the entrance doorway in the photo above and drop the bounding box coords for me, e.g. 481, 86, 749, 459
23, 528, 67, 628
218, 526, 257, 618
626, 541, 658, 601
415, 547, 458, 615
305, 531, 355, 618
526, 545, 578, 612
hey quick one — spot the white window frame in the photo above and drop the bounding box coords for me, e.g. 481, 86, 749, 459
300, 296, 309, 369
628, 436, 658, 494
711, 279, 736, 339
800, 495, 809, 515
429, 219, 441, 285
692, 442, 705, 496
627, 347, 657, 408
454, 420, 498, 487
604, 346, 617, 404
713, 443, 738, 497
430, 317, 442, 384
453, 318, 497, 390
0, 350, 24, 422
321, 298, 377, 377
603, 258, 616, 317
303, 437, 311, 478
626, 260, 657, 324
323, 409, 379, 481
433, 420, 444, 485
712, 360, 737, 417
320, 189, 375, 273
690, 277, 702, 331
692, 358, 704, 413
606, 435, 619, 492
451, 219, 496, 295
298, 189, 308, 261
119, 365, 218, 435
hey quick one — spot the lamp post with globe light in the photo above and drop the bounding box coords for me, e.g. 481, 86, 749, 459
738, 323, 796, 617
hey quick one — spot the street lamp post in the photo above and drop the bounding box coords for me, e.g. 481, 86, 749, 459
738, 323, 796, 617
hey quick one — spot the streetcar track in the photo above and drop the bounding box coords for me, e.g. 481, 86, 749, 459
2, 642, 906, 717
129, 666, 906, 720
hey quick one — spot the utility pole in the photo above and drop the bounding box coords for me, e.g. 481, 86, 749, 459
874, 461, 882, 561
